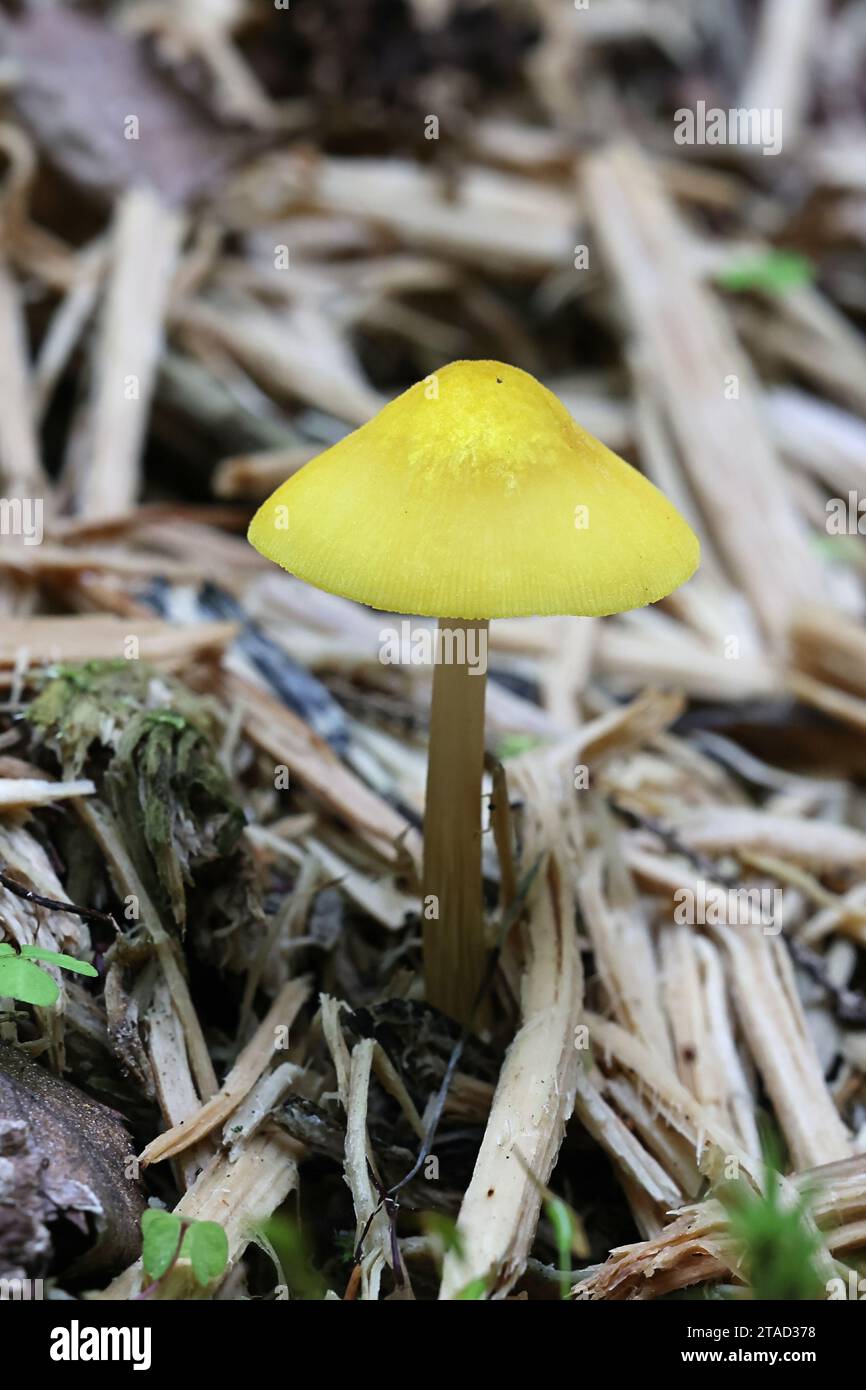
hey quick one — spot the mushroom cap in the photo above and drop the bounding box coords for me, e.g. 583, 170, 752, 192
248, 360, 700, 618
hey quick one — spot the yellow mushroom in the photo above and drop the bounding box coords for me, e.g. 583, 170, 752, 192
248, 360, 699, 1026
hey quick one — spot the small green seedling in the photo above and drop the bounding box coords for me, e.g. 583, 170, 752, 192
455, 1275, 489, 1300
419, 1213, 489, 1299
255, 1215, 329, 1300
512, 1148, 589, 1299
497, 733, 544, 761
141, 1210, 228, 1292
716, 250, 814, 297
546, 1195, 578, 1301
0, 942, 98, 1006
421, 1212, 465, 1265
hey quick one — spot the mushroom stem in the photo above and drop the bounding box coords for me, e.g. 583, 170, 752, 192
422, 618, 489, 1027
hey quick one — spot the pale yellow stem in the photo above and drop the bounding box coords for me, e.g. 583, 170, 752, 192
422, 618, 489, 1027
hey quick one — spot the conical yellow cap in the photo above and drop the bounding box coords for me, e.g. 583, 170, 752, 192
248, 360, 699, 618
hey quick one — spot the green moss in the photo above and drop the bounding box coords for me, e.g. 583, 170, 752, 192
720, 1146, 826, 1301
25, 661, 246, 934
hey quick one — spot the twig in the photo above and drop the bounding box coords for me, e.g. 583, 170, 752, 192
789, 941, 866, 1027
0, 866, 117, 929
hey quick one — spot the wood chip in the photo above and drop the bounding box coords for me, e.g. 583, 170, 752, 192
140, 977, 311, 1166
66, 187, 184, 518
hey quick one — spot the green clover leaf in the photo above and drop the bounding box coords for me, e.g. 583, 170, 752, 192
0, 954, 60, 1006
141, 1209, 183, 1281
19, 946, 99, 976
182, 1220, 229, 1286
